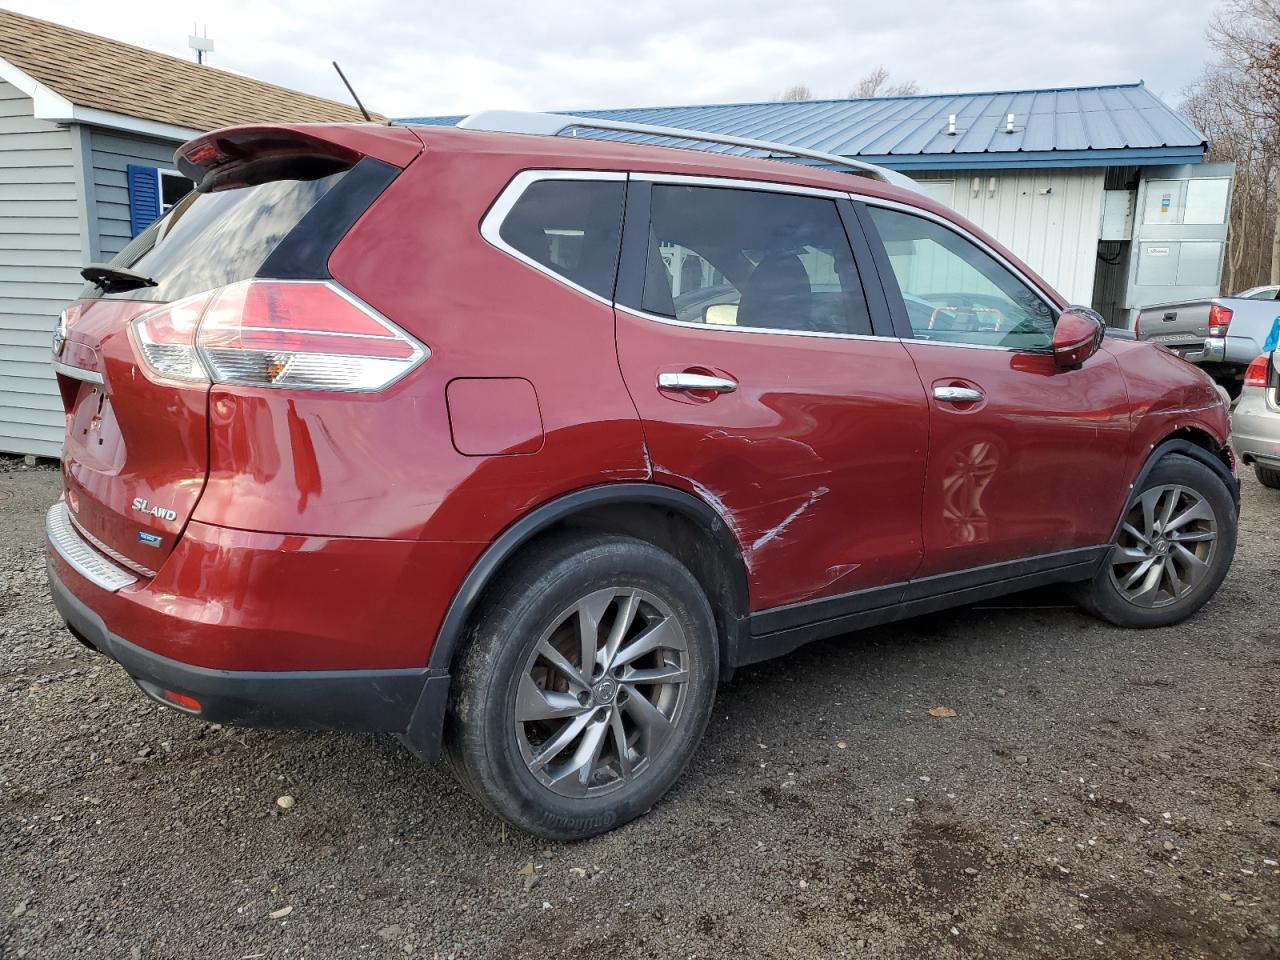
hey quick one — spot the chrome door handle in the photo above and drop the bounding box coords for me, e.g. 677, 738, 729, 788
933, 385, 984, 403
658, 373, 738, 394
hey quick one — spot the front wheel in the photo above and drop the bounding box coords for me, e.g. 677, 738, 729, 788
1075, 454, 1237, 628
445, 534, 718, 840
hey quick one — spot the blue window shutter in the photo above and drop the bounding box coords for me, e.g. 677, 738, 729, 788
126, 164, 161, 237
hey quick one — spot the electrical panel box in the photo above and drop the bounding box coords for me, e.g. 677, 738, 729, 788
1100, 190, 1134, 241
1123, 163, 1235, 323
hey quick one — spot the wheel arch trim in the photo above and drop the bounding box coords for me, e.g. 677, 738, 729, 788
1112, 435, 1239, 543
426, 482, 750, 674
400, 482, 750, 763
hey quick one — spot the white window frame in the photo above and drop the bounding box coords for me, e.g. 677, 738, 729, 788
157, 167, 193, 214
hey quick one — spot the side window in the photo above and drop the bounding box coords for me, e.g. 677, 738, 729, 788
641, 185, 872, 336
499, 179, 625, 299
867, 206, 1056, 350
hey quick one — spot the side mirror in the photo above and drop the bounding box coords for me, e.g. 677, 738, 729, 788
1053, 306, 1106, 369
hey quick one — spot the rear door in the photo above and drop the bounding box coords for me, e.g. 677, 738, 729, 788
613, 178, 930, 613
55, 144, 405, 574
858, 201, 1132, 579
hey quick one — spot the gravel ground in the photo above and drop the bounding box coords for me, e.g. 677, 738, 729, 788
1, 455, 1277, 960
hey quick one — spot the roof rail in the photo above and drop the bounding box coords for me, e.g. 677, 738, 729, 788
455, 110, 922, 194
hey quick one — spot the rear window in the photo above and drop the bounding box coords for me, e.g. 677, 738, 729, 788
87, 173, 345, 302
498, 179, 625, 299
84, 157, 402, 302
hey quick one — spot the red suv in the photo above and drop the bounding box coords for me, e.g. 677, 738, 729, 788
46, 114, 1239, 839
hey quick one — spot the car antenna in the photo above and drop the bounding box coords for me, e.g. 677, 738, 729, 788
332, 61, 373, 122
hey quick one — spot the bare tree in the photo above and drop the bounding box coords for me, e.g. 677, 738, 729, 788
1182, 0, 1280, 289
774, 69, 919, 102
776, 83, 814, 102
848, 66, 919, 99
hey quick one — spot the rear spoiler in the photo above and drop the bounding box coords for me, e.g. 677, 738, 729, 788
176, 124, 422, 193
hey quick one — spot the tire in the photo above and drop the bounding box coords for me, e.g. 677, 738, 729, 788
1255, 463, 1280, 489
444, 533, 718, 840
1075, 453, 1236, 628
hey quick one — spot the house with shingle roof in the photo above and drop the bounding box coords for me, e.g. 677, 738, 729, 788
0, 9, 375, 457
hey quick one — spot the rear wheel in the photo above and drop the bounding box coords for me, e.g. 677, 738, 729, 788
1075, 454, 1236, 628
1254, 462, 1280, 489
445, 534, 718, 839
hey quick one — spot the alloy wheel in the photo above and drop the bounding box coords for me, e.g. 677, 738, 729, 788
1108, 483, 1218, 608
514, 587, 690, 798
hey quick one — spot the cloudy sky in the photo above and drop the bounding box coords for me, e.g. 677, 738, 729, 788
10, 0, 1216, 119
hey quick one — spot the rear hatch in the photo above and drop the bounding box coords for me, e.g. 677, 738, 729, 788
55, 125, 421, 575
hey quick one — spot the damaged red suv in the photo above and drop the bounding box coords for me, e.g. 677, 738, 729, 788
47, 113, 1238, 839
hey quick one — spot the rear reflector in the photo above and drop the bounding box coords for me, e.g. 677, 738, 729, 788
163, 690, 202, 712
1208, 303, 1233, 336
1244, 354, 1271, 388
130, 280, 426, 392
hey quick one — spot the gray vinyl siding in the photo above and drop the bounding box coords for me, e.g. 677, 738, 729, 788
89, 129, 182, 261
0, 80, 80, 458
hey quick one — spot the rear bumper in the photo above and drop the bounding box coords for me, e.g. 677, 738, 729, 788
44, 502, 463, 759
1231, 389, 1280, 466
48, 563, 451, 759
1199, 336, 1226, 363
1180, 336, 1259, 368
49, 563, 439, 725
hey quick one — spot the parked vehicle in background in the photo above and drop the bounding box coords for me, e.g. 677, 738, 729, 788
46, 113, 1239, 839
1231, 352, 1280, 488
1134, 288, 1280, 396
1235, 285, 1280, 301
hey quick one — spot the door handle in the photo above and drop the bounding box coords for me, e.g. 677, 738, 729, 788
933, 385, 984, 403
658, 372, 738, 394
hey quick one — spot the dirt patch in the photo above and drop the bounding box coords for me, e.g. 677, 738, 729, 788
1, 457, 1277, 959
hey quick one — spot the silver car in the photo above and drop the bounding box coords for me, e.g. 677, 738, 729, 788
1232, 351, 1280, 488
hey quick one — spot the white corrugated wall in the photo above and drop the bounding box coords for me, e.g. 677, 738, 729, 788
913, 170, 1106, 305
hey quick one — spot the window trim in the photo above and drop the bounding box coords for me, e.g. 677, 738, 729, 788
157, 167, 192, 214
631, 171, 848, 201
479, 167, 1064, 352
479, 169, 628, 306
614, 302, 890, 343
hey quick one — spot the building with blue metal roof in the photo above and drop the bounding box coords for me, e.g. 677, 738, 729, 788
403, 82, 1231, 325
403, 82, 1206, 170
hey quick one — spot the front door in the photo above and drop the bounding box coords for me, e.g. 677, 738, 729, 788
859, 202, 1132, 579
613, 180, 930, 612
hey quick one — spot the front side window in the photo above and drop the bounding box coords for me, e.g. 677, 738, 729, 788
499, 179, 625, 299
641, 185, 871, 336
867, 206, 1056, 350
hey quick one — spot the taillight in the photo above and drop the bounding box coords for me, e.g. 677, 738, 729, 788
131, 281, 426, 391
1208, 303, 1233, 336
1244, 354, 1271, 388
132, 292, 214, 382
1133, 312, 1142, 337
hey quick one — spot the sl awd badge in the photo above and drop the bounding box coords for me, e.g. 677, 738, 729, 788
131, 497, 177, 522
